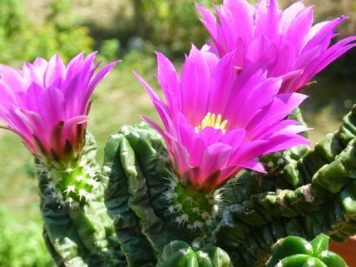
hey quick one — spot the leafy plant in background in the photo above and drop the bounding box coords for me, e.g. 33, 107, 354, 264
130, 0, 222, 56
0, 208, 53, 267
0, 0, 93, 65
0, 0, 24, 36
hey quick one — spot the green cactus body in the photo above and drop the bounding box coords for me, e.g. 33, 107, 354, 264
312, 139, 356, 193
215, 138, 356, 240
98, 106, 355, 267
223, 106, 356, 206
37, 133, 102, 206
265, 234, 347, 267
103, 123, 224, 266
212, 106, 356, 266
172, 182, 219, 230
104, 124, 184, 266
282, 105, 356, 188
157, 241, 233, 267
38, 134, 125, 267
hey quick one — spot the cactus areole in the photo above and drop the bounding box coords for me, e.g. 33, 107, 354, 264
0, 53, 118, 205
169, 181, 220, 230
36, 134, 101, 206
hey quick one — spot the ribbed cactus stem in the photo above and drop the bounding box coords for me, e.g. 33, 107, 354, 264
157, 240, 233, 267
98, 106, 355, 266
104, 123, 224, 266
213, 140, 356, 265
170, 182, 220, 230
51, 159, 99, 204
223, 105, 356, 206
211, 106, 356, 267
37, 133, 100, 206
266, 234, 347, 267
38, 134, 125, 267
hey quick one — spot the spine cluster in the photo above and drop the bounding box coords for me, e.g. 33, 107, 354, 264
102, 106, 355, 267
165, 181, 220, 231
37, 134, 101, 207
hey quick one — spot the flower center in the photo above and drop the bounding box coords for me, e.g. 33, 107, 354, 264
195, 112, 228, 133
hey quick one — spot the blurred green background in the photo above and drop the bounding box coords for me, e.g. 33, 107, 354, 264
0, 0, 354, 266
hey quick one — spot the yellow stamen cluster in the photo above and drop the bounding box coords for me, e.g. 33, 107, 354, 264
195, 112, 228, 133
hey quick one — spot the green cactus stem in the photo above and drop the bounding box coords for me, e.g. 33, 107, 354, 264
216, 107, 356, 245
100, 106, 355, 266
214, 139, 356, 237
156, 240, 233, 267
103, 123, 223, 266
171, 183, 220, 230
280, 104, 356, 188
223, 105, 356, 206
265, 234, 347, 267
213, 146, 356, 266
212, 106, 356, 267
36, 133, 102, 206
38, 134, 125, 267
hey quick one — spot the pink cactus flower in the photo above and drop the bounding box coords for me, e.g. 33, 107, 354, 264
136, 47, 309, 191
0, 52, 118, 162
197, 0, 356, 93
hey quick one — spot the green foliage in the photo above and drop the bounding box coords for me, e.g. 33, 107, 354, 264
266, 234, 347, 267
98, 39, 120, 62
132, 0, 220, 56
0, 0, 24, 36
0, 207, 53, 267
0, 0, 93, 64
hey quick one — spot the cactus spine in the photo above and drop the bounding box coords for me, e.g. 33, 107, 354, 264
102, 106, 355, 267
212, 106, 356, 266
38, 134, 125, 266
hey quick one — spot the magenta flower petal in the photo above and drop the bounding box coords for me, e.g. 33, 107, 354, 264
156, 52, 180, 110
238, 160, 266, 174
197, 0, 356, 93
281, 1, 307, 30
0, 53, 119, 162
137, 47, 309, 191
255, 0, 282, 40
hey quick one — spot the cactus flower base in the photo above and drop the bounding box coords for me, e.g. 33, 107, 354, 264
169, 182, 220, 230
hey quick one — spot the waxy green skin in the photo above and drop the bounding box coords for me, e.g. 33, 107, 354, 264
266, 234, 347, 267
101, 106, 355, 267
214, 105, 356, 266
37, 105, 355, 266
38, 135, 125, 267
157, 241, 232, 267
103, 124, 202, 267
